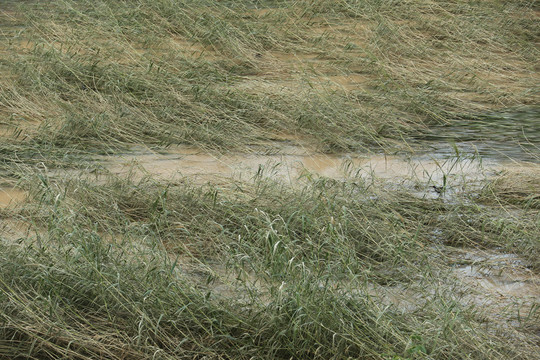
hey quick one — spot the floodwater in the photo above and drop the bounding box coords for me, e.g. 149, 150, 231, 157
450, 249, 540, 329
99, 133, 539, 327
197, 247, 540, 333
102, 108, 539, 191
1, 97, 538, 331
344, 248, 540, 330
452, 250, 539, 300
104, 145, 497, 193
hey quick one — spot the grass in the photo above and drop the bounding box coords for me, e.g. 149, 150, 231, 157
1, 0, 538, 153
1, 0, 539, 358
1, 166, 539, 359
482, 168, 540, 209
1, 170, 539, 359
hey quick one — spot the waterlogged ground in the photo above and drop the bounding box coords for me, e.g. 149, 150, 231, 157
102, 143, 498, 201
1, 138, 538, 315
84, 139, 540, 324
1, 109, 538, 301
1, 126, 538, 349
1, 0, 539, 358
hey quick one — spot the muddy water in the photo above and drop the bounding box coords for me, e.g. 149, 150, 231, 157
356, 248, 540, 330
0, 186, 26, 209
449, 249, 540, 329
452, 250, 539, 299
104, 145, 497, 191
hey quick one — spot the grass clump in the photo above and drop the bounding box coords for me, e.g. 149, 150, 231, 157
1, 171, 539, 359
1, 0, 538, 153
481, 166, 540, 209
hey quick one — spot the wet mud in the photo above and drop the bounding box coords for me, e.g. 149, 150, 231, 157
0, 186, 26, 209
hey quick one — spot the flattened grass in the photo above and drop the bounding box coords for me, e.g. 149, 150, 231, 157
1, 169, 539, 359
1, 0, 539, 358
1, 0, 538, 153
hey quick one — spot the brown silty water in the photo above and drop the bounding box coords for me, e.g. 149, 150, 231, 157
450, 249, 540, 329
104, 144, 497, 190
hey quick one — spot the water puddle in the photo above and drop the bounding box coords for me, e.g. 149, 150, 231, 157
104, 145, 497, 186
457, 265, 535, 298
348, 248, 540, 330
0, 186, 26, 209
448, 248, 539, 326
454, 254, 538, 299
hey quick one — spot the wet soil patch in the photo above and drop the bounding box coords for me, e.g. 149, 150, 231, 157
0, 186, 26, 209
